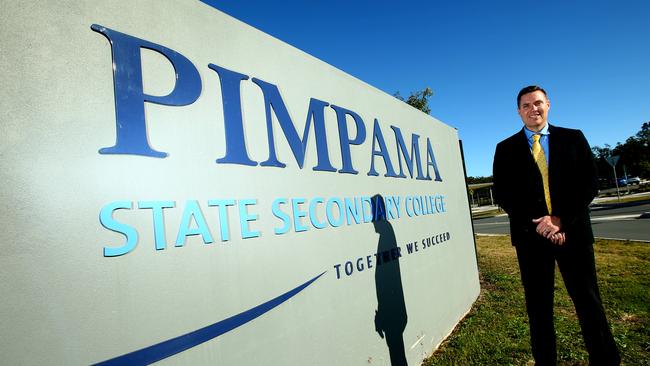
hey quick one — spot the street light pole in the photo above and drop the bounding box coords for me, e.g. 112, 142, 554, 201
606, 155, 621, 203
612, 165, 620, 202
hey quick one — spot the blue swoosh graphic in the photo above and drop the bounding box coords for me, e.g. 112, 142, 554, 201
94, 272, 326, 365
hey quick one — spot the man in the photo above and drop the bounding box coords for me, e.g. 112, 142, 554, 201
493, 86, 620, 365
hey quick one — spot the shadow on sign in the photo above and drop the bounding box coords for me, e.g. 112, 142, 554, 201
372, 194, 409, 366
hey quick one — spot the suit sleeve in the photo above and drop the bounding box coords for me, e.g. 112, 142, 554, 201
577, 130, 598, 205
557, 130, 598, 228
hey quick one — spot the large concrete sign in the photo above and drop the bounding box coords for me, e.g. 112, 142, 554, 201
0, 1, 479, 365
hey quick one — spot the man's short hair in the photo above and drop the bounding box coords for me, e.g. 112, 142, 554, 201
517, 85, 547, 108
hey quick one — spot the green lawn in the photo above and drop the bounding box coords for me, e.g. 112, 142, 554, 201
423, 236, 650, 365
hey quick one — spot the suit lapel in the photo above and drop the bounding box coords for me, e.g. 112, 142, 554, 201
517, 128, 537, 168
518, 127, 547, 206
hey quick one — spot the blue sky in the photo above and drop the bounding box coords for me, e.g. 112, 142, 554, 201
202, 0, 649, 177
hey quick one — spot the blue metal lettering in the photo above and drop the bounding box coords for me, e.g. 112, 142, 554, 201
344, 197, 362, 225
361, 196, 374, 222
251, 78, 335, 171
391, 126, 426, 180
309, 197, 326, 229
100, 201, 138, 257
426, 138, 443, 181
207, 199, 236, 241
175, 200, 214, 246
291, 198, 309, 232
326, 197, 344, 227
368, 119, 398, 177
91, 24, 201, 158
207, 64, 257, 166
138, 200, 175, 250
331, 105, 366, 174
238, 199, 260, 239
272, 198, 291, 234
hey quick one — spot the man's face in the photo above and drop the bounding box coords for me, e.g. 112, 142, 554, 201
518, 90, 550, 132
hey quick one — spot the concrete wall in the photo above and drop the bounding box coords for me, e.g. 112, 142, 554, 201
0, 1, 479, 364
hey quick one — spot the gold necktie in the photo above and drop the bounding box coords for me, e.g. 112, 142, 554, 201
532, 134, 552, 214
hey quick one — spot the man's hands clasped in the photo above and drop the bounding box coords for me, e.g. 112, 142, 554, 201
532, 215, 565, 245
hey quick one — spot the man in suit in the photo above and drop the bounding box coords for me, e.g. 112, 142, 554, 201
493, 85, 620, 365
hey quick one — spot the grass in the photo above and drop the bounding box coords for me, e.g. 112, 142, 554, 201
423, 236, 650, 365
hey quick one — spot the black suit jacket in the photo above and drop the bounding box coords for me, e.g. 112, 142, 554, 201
493, 125, 598, 246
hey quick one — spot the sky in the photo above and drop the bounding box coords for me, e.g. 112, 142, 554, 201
201, 0, 649, 177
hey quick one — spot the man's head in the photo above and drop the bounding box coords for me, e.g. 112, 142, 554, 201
517, 85, 550, 132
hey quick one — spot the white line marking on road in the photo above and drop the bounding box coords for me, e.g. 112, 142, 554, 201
410, 334, 426, 350
591, 214, 640, 222
475, 214, 644, 225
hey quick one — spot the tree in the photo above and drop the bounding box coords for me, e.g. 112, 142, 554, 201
636, 121, 650, 143
466, 175, 493, 184
394, 87, 433, 114
592, 122, 650, 182
612, 122, 650, 178
592, 144, 613, 182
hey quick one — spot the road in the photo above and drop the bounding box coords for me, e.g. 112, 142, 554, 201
473, 202, 650, 242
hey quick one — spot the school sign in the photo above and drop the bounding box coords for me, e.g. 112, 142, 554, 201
0, 1, 479, 365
